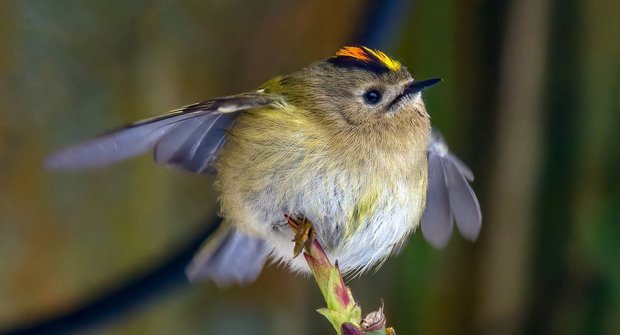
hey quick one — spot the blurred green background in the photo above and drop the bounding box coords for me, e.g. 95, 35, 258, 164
1, 0, 619, 334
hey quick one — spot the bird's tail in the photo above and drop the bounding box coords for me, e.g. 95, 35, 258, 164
185, 223, 269, 286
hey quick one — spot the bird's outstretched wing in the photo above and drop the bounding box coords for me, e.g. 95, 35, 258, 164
421, 129, 481, 248
46, 93, 276, 173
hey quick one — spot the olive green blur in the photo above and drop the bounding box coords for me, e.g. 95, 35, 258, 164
0, 1, 618, 334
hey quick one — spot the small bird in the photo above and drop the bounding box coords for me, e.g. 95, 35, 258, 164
47, 46, 481, 285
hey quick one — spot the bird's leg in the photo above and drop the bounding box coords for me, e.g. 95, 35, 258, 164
285, 214, 315, 257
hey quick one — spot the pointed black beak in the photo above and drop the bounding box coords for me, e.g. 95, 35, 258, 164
388, 77, 442, 113
404, 77, 442, 95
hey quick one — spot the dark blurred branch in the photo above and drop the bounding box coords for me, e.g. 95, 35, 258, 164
353, 0, 412, 49
1, 219, 221, 335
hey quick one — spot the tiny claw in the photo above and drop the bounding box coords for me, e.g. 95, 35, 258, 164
286, 215, 314, 257
293, 240, 305, 258
285, 214, 300, 229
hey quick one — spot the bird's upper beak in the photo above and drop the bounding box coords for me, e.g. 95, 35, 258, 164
387, 78, 442, 114
403, 77, 442, 95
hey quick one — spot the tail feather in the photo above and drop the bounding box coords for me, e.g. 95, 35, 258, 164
186, 225, 268, 286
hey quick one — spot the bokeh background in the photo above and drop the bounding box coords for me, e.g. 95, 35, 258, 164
1, 0, 619, 334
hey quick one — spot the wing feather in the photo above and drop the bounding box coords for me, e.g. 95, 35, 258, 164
421, 152, 454, 248
443, 158, 482, 241
159, 114, 222, 165
421, 128, 481, 247
182, 114, 236, 173
46, 93, 274, 172
153, 115, 210, 165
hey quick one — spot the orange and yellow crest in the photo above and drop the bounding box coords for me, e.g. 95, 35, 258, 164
333, 46, 401, 72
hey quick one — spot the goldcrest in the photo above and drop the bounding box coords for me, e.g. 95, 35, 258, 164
47, 46, 481, 285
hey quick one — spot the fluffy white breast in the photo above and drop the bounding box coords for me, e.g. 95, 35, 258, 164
215, 106, 429, 274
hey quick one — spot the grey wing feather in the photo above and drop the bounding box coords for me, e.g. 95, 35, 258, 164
153, 115, 210, 165
45, 113, 193, 170
428, 129, 474, 180
421, 153, 454, 248
46, 94, 273, 172
181, 114, 236, 173
186, 226, 269, 286
155, 112, 237, 173
442, 158, 482, 241
421, 128, 481, 247
444, 151, 474, 181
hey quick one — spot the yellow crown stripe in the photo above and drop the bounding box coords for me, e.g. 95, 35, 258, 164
334, 46, 401, 72
361, 47, 401, 71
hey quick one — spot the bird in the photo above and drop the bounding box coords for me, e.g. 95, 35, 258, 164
46, 46, 481, 286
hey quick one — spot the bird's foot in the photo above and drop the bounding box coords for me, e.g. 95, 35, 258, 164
285, 214, 315, 257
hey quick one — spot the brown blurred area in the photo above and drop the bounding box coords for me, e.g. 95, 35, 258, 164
0, 0, 619, 334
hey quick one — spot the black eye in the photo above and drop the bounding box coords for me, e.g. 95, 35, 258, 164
363, 90, 382, 105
